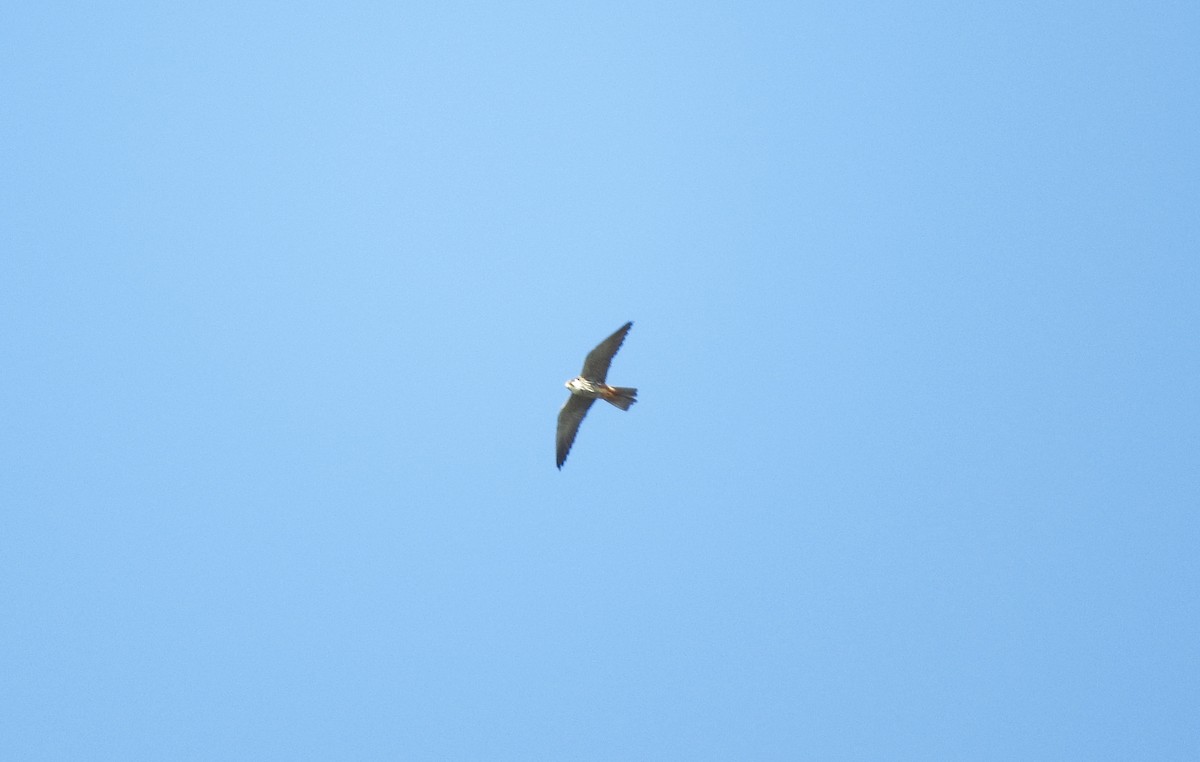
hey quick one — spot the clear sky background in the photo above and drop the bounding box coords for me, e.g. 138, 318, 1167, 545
3, 2, 1198, 759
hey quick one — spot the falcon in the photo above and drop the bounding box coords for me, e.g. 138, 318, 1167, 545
556, 321, 638, 469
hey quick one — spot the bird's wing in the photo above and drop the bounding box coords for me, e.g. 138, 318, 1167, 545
580, 321, 632, 382
556, 394, 596, 469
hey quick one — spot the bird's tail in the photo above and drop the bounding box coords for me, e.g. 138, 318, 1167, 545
605, 387, 638, 411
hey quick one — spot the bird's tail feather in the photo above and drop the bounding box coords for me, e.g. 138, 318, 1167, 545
605, 387, 637, 411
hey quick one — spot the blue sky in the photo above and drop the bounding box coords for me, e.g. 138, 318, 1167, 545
3, 2, 1198, 759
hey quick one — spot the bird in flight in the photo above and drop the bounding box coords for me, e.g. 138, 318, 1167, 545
556, 321, 638, 469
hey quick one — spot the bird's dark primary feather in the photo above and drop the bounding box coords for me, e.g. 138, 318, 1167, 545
580, 321, 632, 382
556, 395, 595, 469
